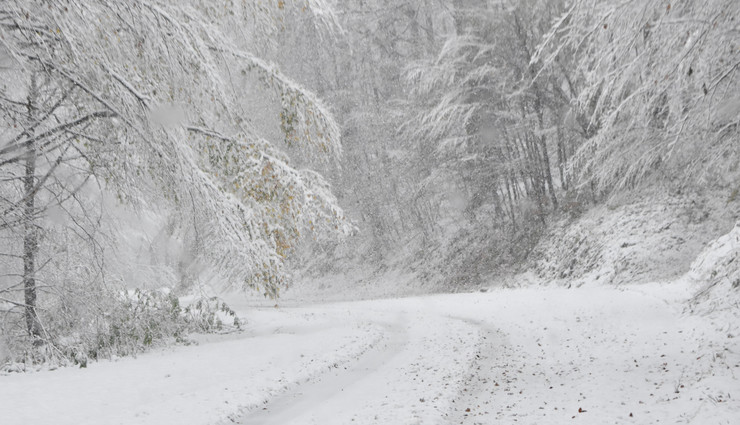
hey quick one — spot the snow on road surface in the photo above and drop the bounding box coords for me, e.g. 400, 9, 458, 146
3, 282, 739, 425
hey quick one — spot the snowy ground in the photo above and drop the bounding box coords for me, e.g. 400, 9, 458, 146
3, 279, 739, 425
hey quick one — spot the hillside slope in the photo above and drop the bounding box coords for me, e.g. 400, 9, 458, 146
529, 191, 738, 288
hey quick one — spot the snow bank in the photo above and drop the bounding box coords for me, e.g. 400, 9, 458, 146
689, 222, 740, 316
531, 193, 737, 287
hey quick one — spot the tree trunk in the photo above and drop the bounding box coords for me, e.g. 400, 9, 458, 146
557, 125, 568, 191
504, 177, 517, 228
530, 80, 559, 211
539, 135, 559, 210
24, 73, 41, 338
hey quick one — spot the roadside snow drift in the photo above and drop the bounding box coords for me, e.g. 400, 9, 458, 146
689, 222, 740, 317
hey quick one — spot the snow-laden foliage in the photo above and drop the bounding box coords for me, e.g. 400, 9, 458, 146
535, 0, 740, 191
188, 127, 351, 295
398, 0, 570, 282
0, 0, 348, 363
391, 0, 738, 287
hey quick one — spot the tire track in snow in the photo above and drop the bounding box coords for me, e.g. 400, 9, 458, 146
444, 316, 513, 424
233, 313, 409, 425
222, 306, 490, 424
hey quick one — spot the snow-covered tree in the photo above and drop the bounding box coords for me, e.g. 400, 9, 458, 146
0, 0, 349, 352
535, 0, 739, 192
397, 0, 574, 282
270, 0, 455, 274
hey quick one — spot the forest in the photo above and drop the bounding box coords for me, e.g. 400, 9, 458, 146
1, 0, 738, 375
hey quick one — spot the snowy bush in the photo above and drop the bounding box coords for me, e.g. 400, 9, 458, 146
0, 287, 241, 369
183, 296, 241, 333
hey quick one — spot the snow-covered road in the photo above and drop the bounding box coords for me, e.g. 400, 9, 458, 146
237, 308, 483, 425
3, 282, 739, 424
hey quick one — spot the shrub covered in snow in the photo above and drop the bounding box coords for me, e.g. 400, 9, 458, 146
0, 289, 241, 371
